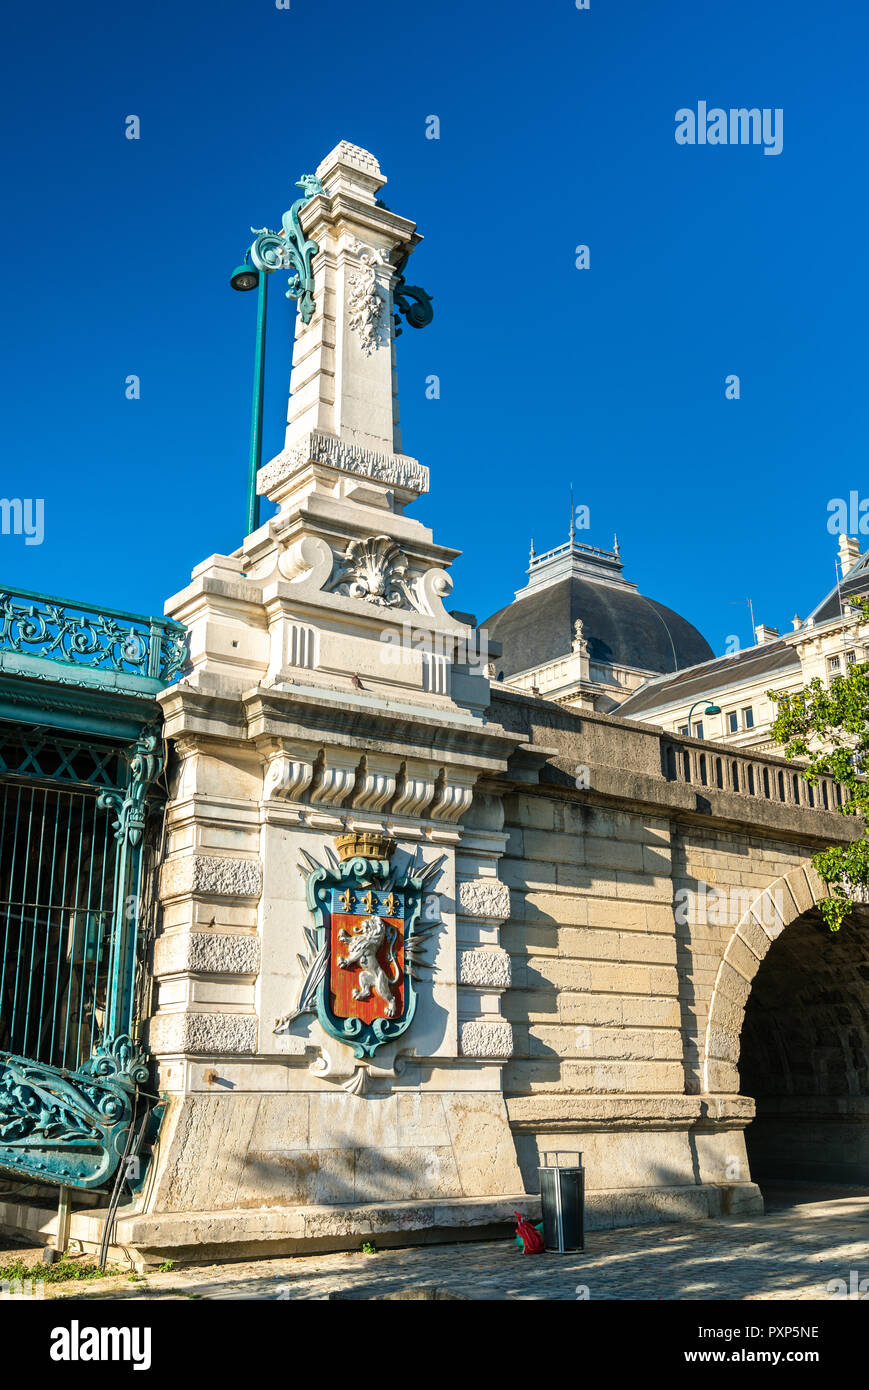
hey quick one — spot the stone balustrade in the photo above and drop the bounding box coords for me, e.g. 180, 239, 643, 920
661, 735, 847, 812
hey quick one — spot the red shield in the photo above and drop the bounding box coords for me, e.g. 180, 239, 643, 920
330, 912, 405, 1024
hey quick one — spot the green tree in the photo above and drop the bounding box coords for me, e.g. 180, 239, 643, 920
769, 610, 869, 931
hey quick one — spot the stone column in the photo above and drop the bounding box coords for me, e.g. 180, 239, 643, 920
135, 142, 532, 1264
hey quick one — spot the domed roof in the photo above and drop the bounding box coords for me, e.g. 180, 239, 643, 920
483, 537, 713, 679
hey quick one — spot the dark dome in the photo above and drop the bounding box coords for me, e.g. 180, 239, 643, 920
484, 575, 714, 679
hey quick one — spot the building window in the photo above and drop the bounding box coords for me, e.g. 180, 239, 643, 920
727, 711, 738, 733
693, 721, 704, 740
742, 707, 754, 729
678, 724, 690, 736
828, 655, 841, 675
846, 649, 857, 667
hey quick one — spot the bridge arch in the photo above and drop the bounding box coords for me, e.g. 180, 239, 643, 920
702, 863, 830, 1095
704, 862, 869, 1188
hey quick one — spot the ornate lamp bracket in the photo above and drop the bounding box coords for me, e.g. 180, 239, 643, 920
97, 725, 163, 847
249, 173, 324, 323
391, 250, 434, 337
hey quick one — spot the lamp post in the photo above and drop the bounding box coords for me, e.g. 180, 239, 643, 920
684, 700, 722, 739
230, 256, 268, 536
230, 174, 325, 538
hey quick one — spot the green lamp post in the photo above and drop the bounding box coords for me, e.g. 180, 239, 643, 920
684, 700, 722, 739
230, 255, 268, 536
230, 174, 325, 538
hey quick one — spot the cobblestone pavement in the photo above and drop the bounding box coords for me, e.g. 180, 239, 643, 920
4, 1188, 868, 1302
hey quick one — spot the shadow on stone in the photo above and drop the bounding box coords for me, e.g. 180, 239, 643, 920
328, 1284, 467, 1300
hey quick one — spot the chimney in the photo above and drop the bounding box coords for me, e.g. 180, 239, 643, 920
754, 623, 780, 646
791, 614, 802, 630
838, 534, 861, 575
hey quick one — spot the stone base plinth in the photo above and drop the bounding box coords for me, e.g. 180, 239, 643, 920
0, 1193, 536, 1270
0, 1181, 762, 1271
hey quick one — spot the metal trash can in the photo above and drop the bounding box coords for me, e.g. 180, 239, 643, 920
539, 1151, 585, 1253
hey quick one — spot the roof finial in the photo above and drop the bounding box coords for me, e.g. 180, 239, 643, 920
569, 483, 575, 544
613, 532, 620, 558
529, 537, 536, 562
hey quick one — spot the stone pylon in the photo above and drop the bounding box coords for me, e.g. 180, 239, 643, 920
130, 143, 530, 1262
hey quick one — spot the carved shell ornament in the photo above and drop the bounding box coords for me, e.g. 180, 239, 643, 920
330, 535, 416, 609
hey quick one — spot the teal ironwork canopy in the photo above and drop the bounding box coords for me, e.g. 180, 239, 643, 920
0, 586, 188, 1192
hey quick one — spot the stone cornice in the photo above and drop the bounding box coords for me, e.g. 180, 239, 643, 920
506, 1094, 756, 1133
300, 191, 420, 251
243, 686, 524, 770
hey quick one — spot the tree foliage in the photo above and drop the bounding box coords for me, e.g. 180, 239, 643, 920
768, 604, 869, 931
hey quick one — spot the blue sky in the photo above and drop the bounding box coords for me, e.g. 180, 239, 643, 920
2, 0, 866, 654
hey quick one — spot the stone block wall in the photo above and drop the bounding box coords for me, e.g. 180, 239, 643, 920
487, 689, 862, 1225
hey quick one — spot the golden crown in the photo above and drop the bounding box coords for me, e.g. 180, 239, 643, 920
334, 831, 396, 863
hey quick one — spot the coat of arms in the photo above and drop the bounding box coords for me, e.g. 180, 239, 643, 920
275, 832, 442, 1059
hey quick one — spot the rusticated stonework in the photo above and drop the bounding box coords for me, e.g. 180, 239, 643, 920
456, 879, 511, 923
458, 948, 512, 990
459, 1020, 514, 1060
154, 932, 260, 977
161, 855, 263, 901
148, 1013, 258, 1056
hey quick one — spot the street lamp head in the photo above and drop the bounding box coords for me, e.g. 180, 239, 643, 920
705, 703, 722, 716
230, 262, 260, 292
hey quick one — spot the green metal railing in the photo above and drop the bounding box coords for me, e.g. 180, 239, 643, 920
0, 780, 118, 1071
0, 576, 185, 1195
0, 587, 187, 690
0, 723, 163, 1190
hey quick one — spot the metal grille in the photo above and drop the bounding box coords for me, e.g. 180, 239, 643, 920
0, 779, 118, 1070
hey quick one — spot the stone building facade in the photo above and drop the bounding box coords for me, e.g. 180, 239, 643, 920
484, 529, 713, 713
616, 535, 869, 751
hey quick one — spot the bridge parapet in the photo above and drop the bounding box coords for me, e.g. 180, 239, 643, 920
661, 734, 848, 814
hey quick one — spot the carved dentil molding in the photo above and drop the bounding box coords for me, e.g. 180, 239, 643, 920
309, 752, 360, 806
354, 762, 398, 812
392, 767, 438, 818
264, 753, 316, 803
429, 780, 475, 824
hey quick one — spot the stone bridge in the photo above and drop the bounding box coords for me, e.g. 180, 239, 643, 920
100, 674, 866, 1265
488, 689, 865, 1227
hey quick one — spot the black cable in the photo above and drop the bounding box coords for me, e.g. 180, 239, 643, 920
98, 1091, 149, 1270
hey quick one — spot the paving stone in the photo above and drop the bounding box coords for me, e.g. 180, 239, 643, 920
7, 1188, 867, 1302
